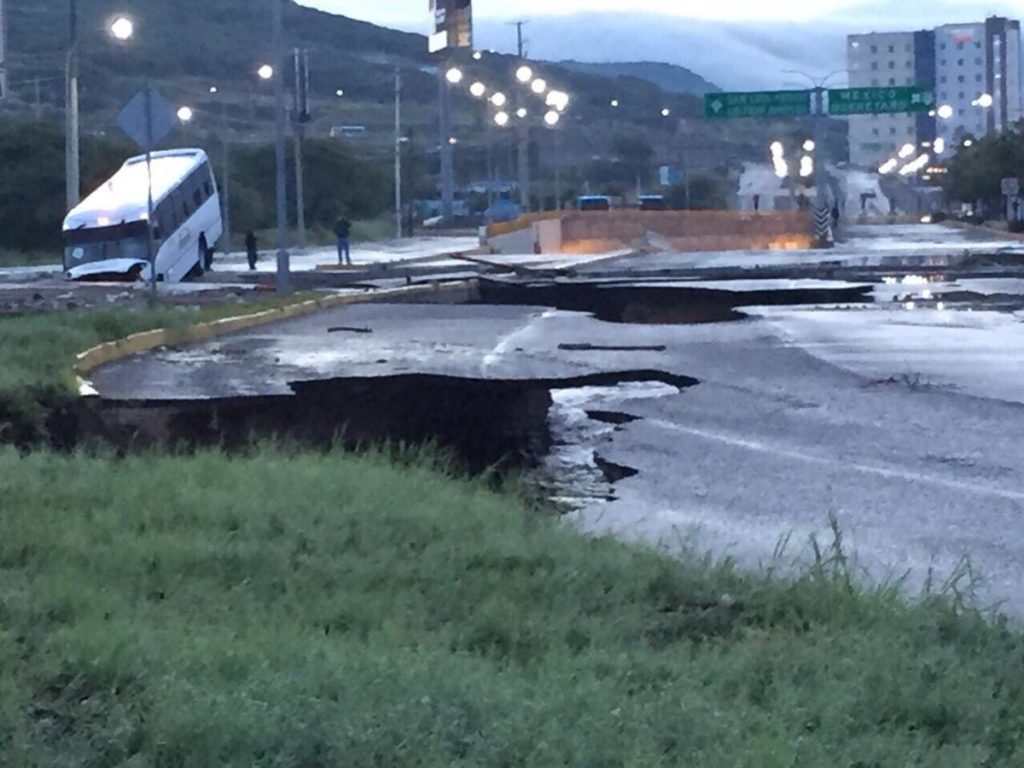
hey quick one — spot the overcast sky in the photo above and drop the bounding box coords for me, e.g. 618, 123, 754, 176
305, 0, 1019, 31
301, 1, 1021, 89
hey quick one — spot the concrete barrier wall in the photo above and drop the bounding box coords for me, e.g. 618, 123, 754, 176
486, 210, 815, 254
559, 211, 814, 252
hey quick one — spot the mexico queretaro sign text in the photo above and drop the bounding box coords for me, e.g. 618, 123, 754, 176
827, 86, 934, 115
705, 90, 812, 119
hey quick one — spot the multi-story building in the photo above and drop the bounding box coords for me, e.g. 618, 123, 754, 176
846, 16, 1021, 169
847, 31, 933, 169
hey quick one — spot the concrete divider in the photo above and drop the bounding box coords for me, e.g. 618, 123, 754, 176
74, 282, 477, 390
487, 210, 815, 255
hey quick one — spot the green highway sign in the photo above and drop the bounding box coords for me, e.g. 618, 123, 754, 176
827, 86, 934, 115
705, 90, 812, 119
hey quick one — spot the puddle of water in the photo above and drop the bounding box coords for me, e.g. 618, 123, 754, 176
534, 382, 682, 511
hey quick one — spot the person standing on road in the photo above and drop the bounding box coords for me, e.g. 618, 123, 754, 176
334, 217, 352, 265
199, 232, 215, 272
245, 231, 259, 271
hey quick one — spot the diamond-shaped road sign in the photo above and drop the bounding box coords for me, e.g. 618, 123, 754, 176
705, 90, 813, 119
116, 86, 178, 150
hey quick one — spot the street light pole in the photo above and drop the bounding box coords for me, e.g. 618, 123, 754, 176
65, 0, 80, 212
292, 47, 307, 248
272, 0, 291, 293
394, 67, 403, 239
438, 64, 455, 222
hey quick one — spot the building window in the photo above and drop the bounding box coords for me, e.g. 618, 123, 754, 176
940, 43, 947, 50
889, 61, 896, 70
890, 127, 898, 136
873, 128, 880, 136
908, 127, 914, 135
940, 76, 947, 83
888, 45, 895, 53
889, 78, 896, 86
976, 58, 982, 65
958, 91, 965, 99
976, 42, 982, 49
871, 45, 878, 53
957, 42, 964, 50
958, 76, 965, 83
976, 74, 982, 82
957, 59, 964, 66
872, 62, 878, 70
871, 78, 879, 86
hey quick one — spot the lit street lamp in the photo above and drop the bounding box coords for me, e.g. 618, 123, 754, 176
470, 81, 487, 98
494, 111, 510, 127
516, 65, 533, 83
109, 16, 135, 42
490, 92, 507, 107
176, 106, 194, 124
661, 108, 671, 117
65, 10, 136, 211
610, 99, 620, 108
446, 67, 464, 85
937, 104, 955, 120
531, 78, 547, 95
335, 89, 345, 97
803, 139, 816, 152
516, 107, 528, 119
257, 64, 275, 81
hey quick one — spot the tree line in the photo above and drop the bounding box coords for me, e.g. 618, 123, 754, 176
0, 117, 396, 252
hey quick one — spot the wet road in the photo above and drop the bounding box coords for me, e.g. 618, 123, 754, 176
84, 222, 1024, 612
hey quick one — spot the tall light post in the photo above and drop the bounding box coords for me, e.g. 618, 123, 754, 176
65, 0, 80, 213
394, 68, 403, 239
65, 9, 134, 213
515, 63, 533, 211
438, 66, 461, 222
270, 0, 290, 293
208, 85, 232, 250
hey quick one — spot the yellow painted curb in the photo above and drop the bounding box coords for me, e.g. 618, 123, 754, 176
73, 282, 472, 389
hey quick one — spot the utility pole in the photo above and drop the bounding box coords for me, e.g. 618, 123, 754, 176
511, 20, 531, 212
65, 0, 80, 212
394, 68, 403, 239
438, 64, 454, 222
292, 47, 308, 248
220, 97, 231, 251
272, 0, 291, 293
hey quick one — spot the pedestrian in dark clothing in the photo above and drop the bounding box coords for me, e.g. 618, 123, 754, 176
334, 217, 352, 265
831, 203, 841, 229
245, 231, 259, 271
198, 232, 212, 272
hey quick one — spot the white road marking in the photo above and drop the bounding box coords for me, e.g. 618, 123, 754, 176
648, 419, 1024, 503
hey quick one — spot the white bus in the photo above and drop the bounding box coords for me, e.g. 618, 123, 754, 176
62, 148, 222, 282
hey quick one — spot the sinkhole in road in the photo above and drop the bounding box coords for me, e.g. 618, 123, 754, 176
475, 278, 874, 325
66, 370, 697, 478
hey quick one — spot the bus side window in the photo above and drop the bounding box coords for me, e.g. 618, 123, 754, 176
203, 181, 213, 198
193, 188, 203, 208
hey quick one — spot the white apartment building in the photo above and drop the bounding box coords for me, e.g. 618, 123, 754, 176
847, 32, 924, 169
846, 17, 1022, 169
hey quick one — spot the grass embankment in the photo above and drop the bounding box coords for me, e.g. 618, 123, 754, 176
0, 297, 319, 443
1, 448, 1023, 765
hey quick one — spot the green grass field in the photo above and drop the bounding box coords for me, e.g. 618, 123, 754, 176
0, 298, 321, 443
2, 447, 1023, 766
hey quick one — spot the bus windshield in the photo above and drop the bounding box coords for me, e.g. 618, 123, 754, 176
64, 223, 149, 269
